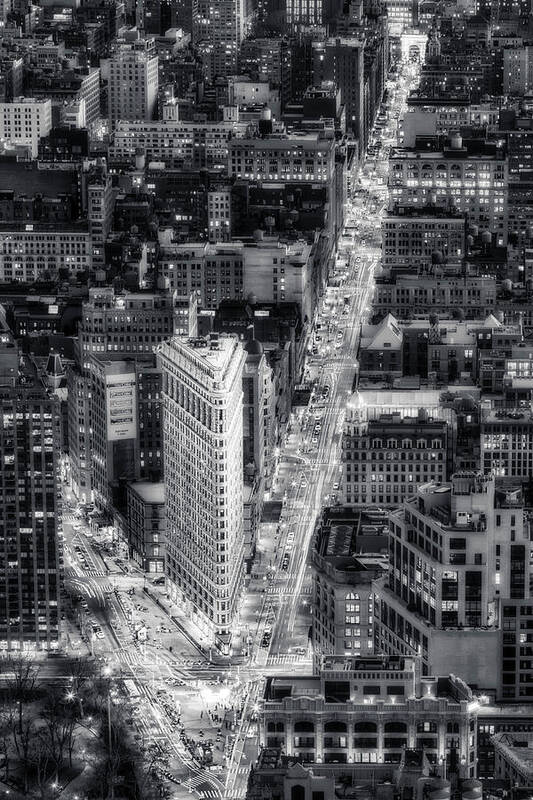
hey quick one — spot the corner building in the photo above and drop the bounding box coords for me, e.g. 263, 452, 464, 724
376, 473, 530, 692
260, 656, 478, 776
158, 333, 246, 653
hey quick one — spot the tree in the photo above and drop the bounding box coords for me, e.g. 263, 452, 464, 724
1, 654, 41, 734
9, 707, 37, 795
40, 688, 77, 772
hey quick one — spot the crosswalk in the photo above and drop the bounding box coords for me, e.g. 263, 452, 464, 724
266, 584, 312, 596
115, 649, 140, 666
84, 568, 110, 578
267, 653, 312, 665
183, 774, 222, 799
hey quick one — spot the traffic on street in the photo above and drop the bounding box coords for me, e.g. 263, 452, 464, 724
56, 52, 422, 800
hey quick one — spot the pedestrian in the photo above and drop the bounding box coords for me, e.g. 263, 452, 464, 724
200, 711, 203, 719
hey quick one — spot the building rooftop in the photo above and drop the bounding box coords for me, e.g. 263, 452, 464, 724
385, 204, 467, 219
313, 506, 389, 567
160, 332, 243, 379
492, 733, 533, 778
391, 135, 506, 160
129, 481, 165, 504
360, 313, 402, 351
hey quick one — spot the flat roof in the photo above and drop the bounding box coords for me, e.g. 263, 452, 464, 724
130, 481, 165, 504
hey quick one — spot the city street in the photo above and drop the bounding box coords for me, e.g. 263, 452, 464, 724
55, 55, 421, 800
222, 57, 422, 800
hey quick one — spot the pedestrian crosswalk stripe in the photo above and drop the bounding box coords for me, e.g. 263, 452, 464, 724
267, 653, 312, 665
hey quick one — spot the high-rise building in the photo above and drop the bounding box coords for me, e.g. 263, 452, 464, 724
108, 35, 158, 130
503, 45, 533, 96
192, 0, 244, 77
89, 357, 139, 512
0, 342, 62, 651
126, 480, 165, 573
376, 473, 531, 691
158, 332, 246, 653
68, 288, 179, 504
84, 160, 114, 271
0, 97, 52, 157
313, 37, 365, 142
286, 0, 323, 27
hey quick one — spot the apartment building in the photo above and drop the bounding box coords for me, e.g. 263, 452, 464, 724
377, 473, 530, 692
108, 36, 158, 129
311, 507, 388, 657
342, 407, 450, 507
0, 96, 51, 157
389, 135, 508, 244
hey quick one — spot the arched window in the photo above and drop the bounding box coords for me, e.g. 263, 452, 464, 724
372, 438, 382, 449
387, 438, 398, 449
416, 439, 427, 449
385, 721, 407, 733
447, 722, 459, 734
291, 786, 305, 800
353, 721, 377, 733
402, 439, 412, 449
417, 721, 437, 733
324, 721, 348, 733
294, 720, 314, 732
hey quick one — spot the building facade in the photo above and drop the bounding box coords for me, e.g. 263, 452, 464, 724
388, 136, 508, 245
0, 97, 52, 157
260, 655, 478, 776
342, 407, 450, 507
0, 357, 62, 651
192, 0, 244, 77
127, 481, 165, 573
108, 36, 158, 129
382, 205, 466, 271
158, 333, 246, 653
0, 223, 92, 283
312, 507, 388, 657
376, 473, 530, 691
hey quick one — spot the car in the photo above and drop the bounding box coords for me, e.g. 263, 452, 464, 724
333, 482, 340, 491
96, 630, 105, 639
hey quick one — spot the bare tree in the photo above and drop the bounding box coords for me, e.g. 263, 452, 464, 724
2, 654, 41, 734
40, 688, 77, 772
9, 707, 37, 795
29, 731, 55, 800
